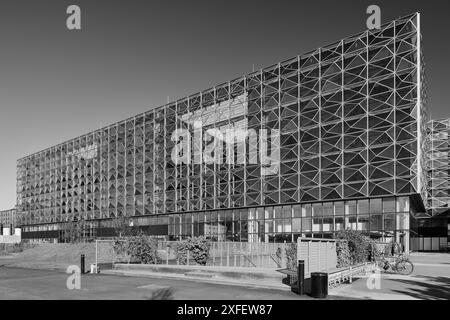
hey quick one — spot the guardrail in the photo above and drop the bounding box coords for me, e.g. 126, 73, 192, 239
328, 262, 378, 288
277, 261, 377, 290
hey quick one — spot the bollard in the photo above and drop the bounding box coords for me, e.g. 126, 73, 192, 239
81, 254, 85, 274
298, 260, 305, 295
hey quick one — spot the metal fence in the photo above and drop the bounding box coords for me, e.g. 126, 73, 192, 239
95, 239, 294, 269
0, 243, 37, 256
95, 238, 341, 271
159, 241, 290, 268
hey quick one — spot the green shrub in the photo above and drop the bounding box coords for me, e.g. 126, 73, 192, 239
334, 230, 380, 265
175, 237, 211, 266
336, 241, 352, 268
285, 243, 297, 270
189, 237, 210, 266
174, 240, 190, 265
113, 232, 161, 264
367, 239, 382, 262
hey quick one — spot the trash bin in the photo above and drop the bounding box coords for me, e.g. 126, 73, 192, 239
311, 272, 328, 299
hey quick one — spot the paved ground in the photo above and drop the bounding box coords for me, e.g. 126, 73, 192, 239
1, 253, 448, 300
329, 253, 450, 300
0, 266, 330, 300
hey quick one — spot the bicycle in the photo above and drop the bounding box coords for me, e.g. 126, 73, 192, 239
378, 253, 414, 275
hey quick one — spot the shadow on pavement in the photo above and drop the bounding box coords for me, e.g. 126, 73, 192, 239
390, 276, 450, 300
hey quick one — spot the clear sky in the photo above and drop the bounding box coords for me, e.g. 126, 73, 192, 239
0, 0, 449, 210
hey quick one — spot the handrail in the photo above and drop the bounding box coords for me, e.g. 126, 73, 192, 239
270, 254, 282, 268
242, 254, 257, 267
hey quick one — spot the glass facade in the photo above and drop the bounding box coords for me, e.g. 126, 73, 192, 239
16, 13, 428, 245
427, 118, 450, 215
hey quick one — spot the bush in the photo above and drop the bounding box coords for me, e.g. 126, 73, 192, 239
114, 232, 161, 264
336, 241, 352, 268
334, 230, 380, 265
189, 237, 210, 266
175, 237, 211, 266
285, 243, 297, 270
174, 240, 190, 265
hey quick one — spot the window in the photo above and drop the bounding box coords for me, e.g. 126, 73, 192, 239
383, 198, 396, 213
369, 199, 382, 214
302, 217, 312, 232
265, 207, 274, 219
312, 217, 322, 232
335, 217, 345, 231
384, 214, 395, 231
396, 212, 409, 230
265, 220, 274, 233
358, 215, 370, 231
345, 201, 357, 215
284, 219, 292, 233
275, 219, 284, 233
323, 217, 334, 232
370, 214, 382, 231
293, 205, 301, 218
323, 202, 334, 216
312, 203, 323, 217
283, 206, 292, 219
357, 199, 369, 215
302, 204, 312, 217
396, 197, 410, 212
248, 208, 256, 220
275, 207, 283, 219
346, 216, 357, 230
256, 207, 264, 220
292, 218, 301, 233
334, 201, 345, 216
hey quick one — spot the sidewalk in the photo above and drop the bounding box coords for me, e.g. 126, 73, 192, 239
329, 253, 450, 300
102, 263, 292, 291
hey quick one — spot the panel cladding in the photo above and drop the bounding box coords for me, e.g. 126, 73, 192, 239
427, 119, 450, 216
16, 13, 425, 228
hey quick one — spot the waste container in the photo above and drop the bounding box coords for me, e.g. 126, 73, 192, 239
311, 272, 328, 298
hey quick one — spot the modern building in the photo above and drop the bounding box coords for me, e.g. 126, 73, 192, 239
0, 208, 17, 229
17, 13, 432, 251
421, 118, 450, 251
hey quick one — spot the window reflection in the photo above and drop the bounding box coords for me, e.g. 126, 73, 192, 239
164, 196, 412, 243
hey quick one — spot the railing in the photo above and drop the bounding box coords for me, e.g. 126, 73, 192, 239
328, 262, 378, 288
95, 239, 289, 269
278, 262, 377, 290
159, 241, 287, 268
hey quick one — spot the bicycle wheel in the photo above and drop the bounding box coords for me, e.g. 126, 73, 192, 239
395, 260, 414, 275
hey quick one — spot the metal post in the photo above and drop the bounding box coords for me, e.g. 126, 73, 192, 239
80, 254, 85, 274
95, 240, 98, 272
298, 260, 305, 295
166, 245, 169, 265
227, 243, 230, 267
349, 266, 353, 284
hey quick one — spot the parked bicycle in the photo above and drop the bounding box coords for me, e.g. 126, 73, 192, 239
378, 253, 414, 275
